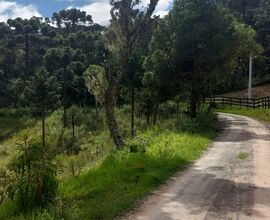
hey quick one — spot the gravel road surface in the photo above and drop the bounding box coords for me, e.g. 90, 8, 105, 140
125, 113, 270, 220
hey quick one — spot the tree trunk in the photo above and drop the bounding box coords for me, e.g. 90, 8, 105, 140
176, 99, 180, 120
72, 115, 75, 140
190, 86, 197, 118
63, 106, 67, 128
153, 103, 159, 125
146, 112, 151, 125
42, 108, 46, 154
104, 85, 124, 149
131, 86, 135, 137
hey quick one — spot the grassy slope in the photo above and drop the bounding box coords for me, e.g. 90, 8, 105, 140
222, 83, 270, 98
0, 110, 217, 220
0, 115, 35, 168
217, 106, 270, 123
59, 130, 216, 220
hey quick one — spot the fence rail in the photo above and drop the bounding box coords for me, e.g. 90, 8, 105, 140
205, 96, 270, 109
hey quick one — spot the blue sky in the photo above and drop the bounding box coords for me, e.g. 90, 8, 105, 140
0, 0, 173, 25
15, 0, 90, 17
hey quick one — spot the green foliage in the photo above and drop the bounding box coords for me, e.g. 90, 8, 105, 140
1, 0, 270, 218
0, 107, 217, 219
83, 65, 107, 106
24, 68, 60, 115
0, 132, 58, 212
238, 152, 248, 160
217, 105, 270, 123
125, 137, 149, 154
176, 109, 218, 133
233, 22, 263, 57
146, 0, 262, 116
57, 115, 216, 220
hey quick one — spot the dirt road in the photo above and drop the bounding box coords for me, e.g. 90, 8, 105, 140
126, 113, 270, 220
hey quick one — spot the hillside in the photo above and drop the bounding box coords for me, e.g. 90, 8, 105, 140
223, 83, 270, 99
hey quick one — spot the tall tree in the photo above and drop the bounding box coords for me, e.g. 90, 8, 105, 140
147, 0, 261, 117
104, 0, 159, 149
24, 68, 60, 151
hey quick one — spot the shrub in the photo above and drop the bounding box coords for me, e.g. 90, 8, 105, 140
176, 109, 217, 133
125, 137, 149, 153
0, 133, 58, 212
83, 108, 105, 132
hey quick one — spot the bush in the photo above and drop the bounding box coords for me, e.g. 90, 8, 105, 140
125, 137, 149, 153
196, 109, 217, 131
176, 110, 217, 133
83, 108, 105, 132
0, 133, 58, 212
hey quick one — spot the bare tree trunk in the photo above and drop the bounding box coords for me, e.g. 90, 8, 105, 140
153, 103, 159, 125
105, 85, 124, 149
72, 115, 75, 140
138, 110, 141, 126
63, 106, 67, 128
42, 108, 46, 154
190, 87, 197, 118
146, 112, 151, 125
131, 86, 135, 137
104, 0, 159, 149
176, 99, 180, 120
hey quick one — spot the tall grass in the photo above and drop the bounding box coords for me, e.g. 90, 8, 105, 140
58, 127, 216, 220
0, 108, 217, 219
217, 105, 270, 123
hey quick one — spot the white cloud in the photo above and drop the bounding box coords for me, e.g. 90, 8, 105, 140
77, 1, 111, 26
0, 0, 41, 22
140, 0, 173, 17
71, 0, 173, 26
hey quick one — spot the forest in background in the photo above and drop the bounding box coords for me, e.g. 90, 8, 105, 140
0, 0, 269, 219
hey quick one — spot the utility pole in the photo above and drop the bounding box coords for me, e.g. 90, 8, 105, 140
248, 53, 253, 99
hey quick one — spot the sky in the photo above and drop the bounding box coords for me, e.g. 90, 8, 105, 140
0, 0, 173, 25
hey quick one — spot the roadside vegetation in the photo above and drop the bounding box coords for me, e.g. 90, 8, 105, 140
217, 105, 270, 123
238, 152, 249, 160
0, 0, 269, 219
0, 106, 217, 219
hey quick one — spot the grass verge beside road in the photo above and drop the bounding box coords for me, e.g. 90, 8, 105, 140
217, 106, 270, 123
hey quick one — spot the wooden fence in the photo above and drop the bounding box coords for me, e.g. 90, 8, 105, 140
205, 96, 270, 109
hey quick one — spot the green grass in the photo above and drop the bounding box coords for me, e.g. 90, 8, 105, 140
0, 107, 217, 220
0, 117, 33, 142
216, 105, 270, 123
237, 152, 248, 160
57, 129, 216, 220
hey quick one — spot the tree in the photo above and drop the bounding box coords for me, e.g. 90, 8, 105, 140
104, 0, 159, 149
255, 0, 270, 74
67, 105, 82, 141
225, 0, 261, 25
84, 65, 107, 108
24, 68, 60, 151
44, 47, 87, 127
147, 0, 261, 117
52, 9, 93, 31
